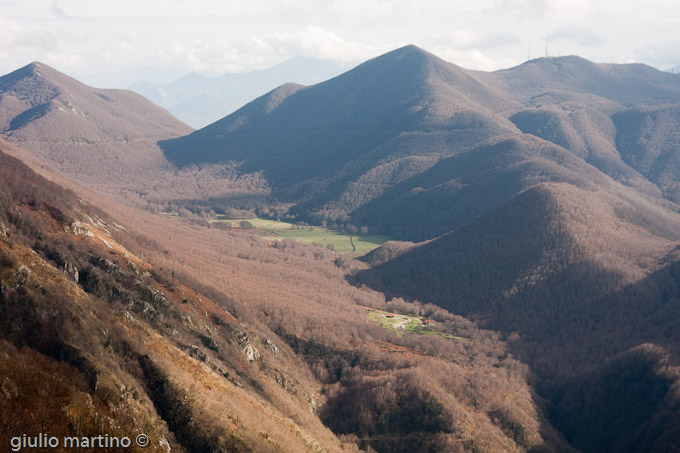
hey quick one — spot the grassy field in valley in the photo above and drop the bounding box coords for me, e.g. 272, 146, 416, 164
212, 216, 389, 254
364, 307, 465, 340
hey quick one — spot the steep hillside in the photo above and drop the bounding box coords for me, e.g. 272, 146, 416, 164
499, 57, 680, 202
548, 344, 680, 453
0, 142, 350, 452
347, 134, 627, 240
529, 257, 680, 452
0, 62, 269, 207
0, 61, 190, 189
508, 105, 661, 198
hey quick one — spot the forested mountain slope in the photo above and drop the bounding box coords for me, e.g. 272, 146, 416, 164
0, 140, 345, 452
355, 181, 680, 451
0, 139, 572, 452
161, 45, 521, 237
356, 181, 680, 334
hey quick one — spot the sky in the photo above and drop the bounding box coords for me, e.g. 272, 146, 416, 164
1, 0, 679, 87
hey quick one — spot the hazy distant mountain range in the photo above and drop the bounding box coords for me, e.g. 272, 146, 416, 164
130, 57, 350, 128
2, 45, 680, 452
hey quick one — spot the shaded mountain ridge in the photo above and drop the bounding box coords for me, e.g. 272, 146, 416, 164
354, 180, 680, 452
161, 45, 680, 239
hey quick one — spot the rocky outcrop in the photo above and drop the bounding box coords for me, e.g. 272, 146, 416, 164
262, 338, 278, 355
63, 261, 79, 282
65, 221, 93, 237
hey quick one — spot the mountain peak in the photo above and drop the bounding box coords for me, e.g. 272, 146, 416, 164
392, 44, 431, 55
162, 44, 518, 189
27, 61, 46, 69
19, 61, 60, 78
366, 44, 446, 70
0, 60, 82, 94
497, 54, 680, 103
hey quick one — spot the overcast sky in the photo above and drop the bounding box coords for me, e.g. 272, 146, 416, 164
1, 0, 678, 86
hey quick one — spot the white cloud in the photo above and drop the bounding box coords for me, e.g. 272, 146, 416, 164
0, 15, 22, 46
426, 45, 519, 71
547, 27, 604, 47
490, 0, 599, 21
267, 27, 377, 63
0, 0, 677, 82
426, 31, 522, 52
634, 41, 680, 68
50, 0, 64, 16
46, 49, 82, 67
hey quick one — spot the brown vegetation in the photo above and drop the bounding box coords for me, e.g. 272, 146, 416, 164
4, 45, 680, 451
0, 142, 574, 452
356, 182, 680, 451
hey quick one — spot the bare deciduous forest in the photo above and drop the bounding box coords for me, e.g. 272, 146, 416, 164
1, 44, 680, 452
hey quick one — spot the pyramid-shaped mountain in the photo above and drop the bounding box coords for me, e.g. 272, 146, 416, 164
164, 45, 518, 182
161, 46, 519, 219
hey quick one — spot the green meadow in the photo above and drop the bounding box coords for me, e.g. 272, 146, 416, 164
365, 308, 466, 340
213, 216, 388, 254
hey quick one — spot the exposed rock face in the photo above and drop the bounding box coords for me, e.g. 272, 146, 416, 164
262, 338, 278, 355
243, 343, 261, 363
223, 323, 263, 363
63, 261, 79, 282
65, 221, 93, 237
236, 330, 261, 362
0, 376, 18, 399
308, 394, 318, 414
14, 264, 31, 284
